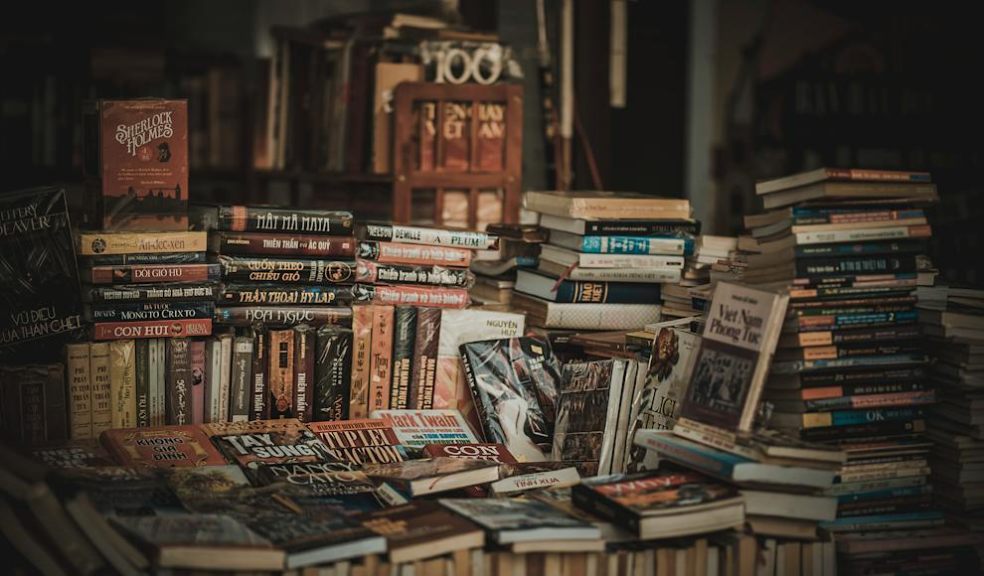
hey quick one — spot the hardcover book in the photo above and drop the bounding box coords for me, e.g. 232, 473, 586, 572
677, 282, 789, 433
100, 425, 228, 468
209, 232, 355, 257
218, 256, 355, 285
0, 187, 84, 360
370, 409, 479, 450
359, 501, 484, 564
218, 284, 352, 306
459, 337, 562, 462
202, 419, 335, 478
307, 419, 409, 465
84, 99, 189, 231
214, 206, 354, 235
440, 498, 601, 544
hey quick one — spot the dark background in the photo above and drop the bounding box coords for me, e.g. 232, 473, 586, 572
1, 0, 981, 284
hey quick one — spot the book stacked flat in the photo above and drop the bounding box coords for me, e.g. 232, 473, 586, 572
918, 285, 984, 529
513, 191, 698, 330
468, 223, 546, 308
745, 167, 943, 533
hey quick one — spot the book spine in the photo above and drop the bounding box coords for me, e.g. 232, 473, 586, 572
458, 345, 491, 440
85, 283, 218, 303
360, 223, 497, 249
368, 306, 394, 413
580, 236, 690, 256
570, 485, 641, 534
356, 241, 473, 267
165, 339, 191, 425
82, 252, 207, 266
349, 306, 374, 419
555, 280, 663, 304
40, 365, 68, 442
86, 263, 221, 284
576, 253, 684, 269
351, 284, 470, 308
65, 343, 93, 440
147, 339, 160, 425
565, 267, 681, 283
792, 311, 918, 331
584, 221, 700, 236
89, 342, 113, 438
802, 407, 925, 428
217, 206, 354, 234
229, 336, 253, 422
189, 340, 207, 424
205, 339, 222, 422
218, 256, 356, 284
632, 433, 734, 479
314, 328, 353, 421
268, 329, 295, 418
218, 284, 352, 306
214, 306, 352, 327
134, 340, 150, 427
791, 367, 926, 389
109, 340, 136, 429
355, 260, 475, 287
800, 381, 928, 401
796, 225, 931, 245
788, 325, 921, 347
77, 231, 207, 255
389, 307, 417, 409
800, 419, 925, 441
18, 372, 46, 443
92, 318, 213, 340
218, 335, 232, 422
210, 232, 356, 257
293, 326, 315, 423
87, 301, 215, 322
795, 255, 917, 277
794, 240, 925, 258
250, 327, 269, 421
410, 308, 442, 410
792, 208, 925, 225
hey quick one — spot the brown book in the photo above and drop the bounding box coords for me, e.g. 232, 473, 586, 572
348, 305, 374, 419
109, 340, 137, 429
475, 102, 505, 171
363, 457, 500, 498
100, 425, 228, 468
410, 308, 442, 409
369, 305, 394, 413
202, 419, 334, 479
372, 63, 422, 173
293, 326, 315, 423
83, 99, 189, 231
165, 339, 191, 426
267, 329, 295, 419
66, 344, 93, 440
308, 419, 410, 465
360, 501, 484, 564
89, 342, 113, 436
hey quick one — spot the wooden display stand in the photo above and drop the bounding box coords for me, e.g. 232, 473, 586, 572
391, 82, 523, 228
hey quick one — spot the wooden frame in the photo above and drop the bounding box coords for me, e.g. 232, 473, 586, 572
391, 82, 523, 227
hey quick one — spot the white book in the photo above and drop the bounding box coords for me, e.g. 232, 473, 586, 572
537, 259, 681, 283
540, 244, 684, 269
153, 339, 166, 426
218, 335, 233, 422
740, 490, 837, 521
206, 339, 223, 423
610, 360, 637, 475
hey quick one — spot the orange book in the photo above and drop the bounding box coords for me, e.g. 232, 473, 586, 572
369, 306, 395, 413
100, 425, 227, 468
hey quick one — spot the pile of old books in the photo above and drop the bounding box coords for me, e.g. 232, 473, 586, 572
511, 190, 697, 331
742, 168, 942, 533
919, 285, 984, 529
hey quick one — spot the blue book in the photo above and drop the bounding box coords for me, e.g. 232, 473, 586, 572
836, 484, 932, 504
513, 269, 662, 304
808, 407, 925, 428
632, 429, 834, 489
579, 235, 694, 256
820, 511, 944, 532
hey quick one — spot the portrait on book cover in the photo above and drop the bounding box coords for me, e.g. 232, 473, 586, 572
680, 340, 755, 429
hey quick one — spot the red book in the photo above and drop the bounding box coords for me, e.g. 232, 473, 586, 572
99, 425, 227, 468
422, 443, 517, 496
92, 318, 213, 341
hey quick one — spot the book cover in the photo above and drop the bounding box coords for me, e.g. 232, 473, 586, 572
86, 99, 189, 231
422, 443, 518, 463
313, 328, 352, 422
359, 501, 484, 563
348, 306, 373, 419
218, 256, 355, 285
363, 457, 500, 495
489, 462, 582, 495
678, 282, 789, 433
31, 441, 115, 468
439, 498, 600, 544
571, 469, 740, 521
216, 206, 354, 235
390, 307, 417, 409
371, 409, 479, 450
202, 419, 335, 477
245, 512, 384, 568
165, 339, 191, 426
307, 419, 409, 464
459, 337, 562, 462
369, 305, 394, 413
292, 325, 315, 423
514, 269, 663, 304
267, 329, 295, 419
0, 187, 84, 360
551, 359, 624, 476
209, 232, 355, 257
100, 425, 227, 468
409, 307, 441, 409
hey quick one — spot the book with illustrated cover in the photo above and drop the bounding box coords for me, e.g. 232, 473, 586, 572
359, 501, 485, 564
551, 359, 626, 476
371, 409, 479, 451
254, 461, 382, 517
422, 443, 517, 496
440, 498, 601, 544
0, 187, 84, 360
109, 514, 284, 571
31, 441, 115, 469
100, 425, 227, 468
246, 513, 385, 569
54, 465, 182, 516
459, 337, 562, 462
163, 465, 294, 520
677, 282, 789, 434
202, 419, 335, 478
363, 457, 500, 497
571, 469, 744, 540
307, 419, 409, 464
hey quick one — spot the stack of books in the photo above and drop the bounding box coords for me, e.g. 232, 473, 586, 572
204, 205, 357, 328
469, 223, 546, 308
512, 191, 697, 331
919, 285, 984, 528
743, 167, 943, 533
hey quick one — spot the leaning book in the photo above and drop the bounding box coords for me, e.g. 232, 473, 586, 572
677, 282, 789, 433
